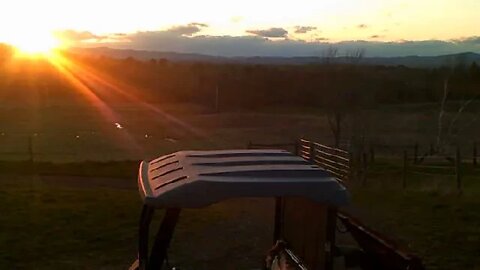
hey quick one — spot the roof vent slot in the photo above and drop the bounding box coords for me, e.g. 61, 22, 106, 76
193, 160, 309, 167
150, 160, 179, 172
152, 167, 184, 180
155, 176, 188, 190
187, 152, 292, 158
151, 154, 175, 165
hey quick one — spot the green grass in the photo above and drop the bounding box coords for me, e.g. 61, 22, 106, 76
0, 160, 139, 178
0, 166, 273, 270
0, 175, 140, 269
349, 159, 480, 270
1, 158, 480, 269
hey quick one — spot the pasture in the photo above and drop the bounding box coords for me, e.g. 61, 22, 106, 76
0, 101, 479, 162
1, 102, 480, 269
1, 160, 479, 269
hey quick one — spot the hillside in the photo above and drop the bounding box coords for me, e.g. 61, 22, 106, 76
72, 47, 480, 68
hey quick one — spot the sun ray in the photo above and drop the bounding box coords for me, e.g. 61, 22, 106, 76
53, 53, 207, 138
47, 53, 144, 155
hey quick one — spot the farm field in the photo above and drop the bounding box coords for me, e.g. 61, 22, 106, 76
1, 102, 479, 269
0, 101, 479, 162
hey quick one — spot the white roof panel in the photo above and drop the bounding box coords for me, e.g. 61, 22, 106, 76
138, 149, 349, 208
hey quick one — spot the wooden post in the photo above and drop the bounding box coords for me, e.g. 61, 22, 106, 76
348, 147, 355, 182
473, 142, 477, 167
28, 135, 34, 164
369, 145, 375, 163
430, 143, 435, 155
294, 139, 300, 156
355, 144, 362, 183
413, 142, 419, 164
456, 146, 462, 194
28, 135, 35, 174
362, 152, 368, 186
402, 150, 408, 189
309, 141, 315, 164
214, 85, 219, 113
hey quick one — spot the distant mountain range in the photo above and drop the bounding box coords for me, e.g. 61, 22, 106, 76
72, 47, 480, 68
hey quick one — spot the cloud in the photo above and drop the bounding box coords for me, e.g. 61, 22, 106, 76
357, 24, 368, 29
69, 29, 480, 57
294, 26, 317, 34
246, 27, 288, 38
165, 23, 208, 36
55, 30, 105, 42
370, 35, 384, 39
190, 22, 208, 28
454, 36, 480, 45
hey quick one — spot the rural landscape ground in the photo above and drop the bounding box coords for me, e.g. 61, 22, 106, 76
1, 101, 479, 269
0, 1, 479, 269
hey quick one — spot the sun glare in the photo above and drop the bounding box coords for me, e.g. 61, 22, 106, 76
10, 32, 60, 57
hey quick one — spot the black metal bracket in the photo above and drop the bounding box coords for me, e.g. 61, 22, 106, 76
137, 205, 181, 270
148, 208, 181, 270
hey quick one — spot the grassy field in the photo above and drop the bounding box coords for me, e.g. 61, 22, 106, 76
0, 169, 274, 270
0, 101, 479, 162
1, 160, 479, 270
350, 159, 480, 270
1, 102, 479, 269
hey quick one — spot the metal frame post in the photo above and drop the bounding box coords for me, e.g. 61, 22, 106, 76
273, 197, 284, 243
138, 205, 154, 270
148, 208, 181, 270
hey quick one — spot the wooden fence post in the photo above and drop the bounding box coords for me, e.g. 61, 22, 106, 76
28, 135, 34, 164
402, 150, 408, 189
473, 142, 477, 167
294, 139, 300, 156
456, 146, 462, 194
355, 146, 362, 183
413, 142, 419, 164
362, 152, 368, 186
369, 145, 375, 163
28, 135, 35, 174
349, 147, 355, 182
214, 85, 219, 113
309, 141, 315, 164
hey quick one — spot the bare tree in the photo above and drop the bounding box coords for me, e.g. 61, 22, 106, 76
322, 46, 338, 65
435, 55, 473, 153
322, 47, 365, 148
345, 48, 366, 65
436, 77, 449, 151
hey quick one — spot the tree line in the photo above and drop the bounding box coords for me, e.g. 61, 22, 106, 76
0, 44, 479, 112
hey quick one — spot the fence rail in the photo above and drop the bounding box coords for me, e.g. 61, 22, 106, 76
247, 138, 351, 183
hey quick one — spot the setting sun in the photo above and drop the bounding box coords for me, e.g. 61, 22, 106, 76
9, 31, 60, 56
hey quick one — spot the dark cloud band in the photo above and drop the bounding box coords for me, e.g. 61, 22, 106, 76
61, 27, 480, 57
246, 27, 288, 38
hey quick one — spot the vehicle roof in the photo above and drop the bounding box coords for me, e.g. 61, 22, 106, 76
138, 149, 349, 208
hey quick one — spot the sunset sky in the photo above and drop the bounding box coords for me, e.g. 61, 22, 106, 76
1, 0, 479, 57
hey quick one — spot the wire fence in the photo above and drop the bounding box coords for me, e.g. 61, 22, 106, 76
247, 138, 478, 193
